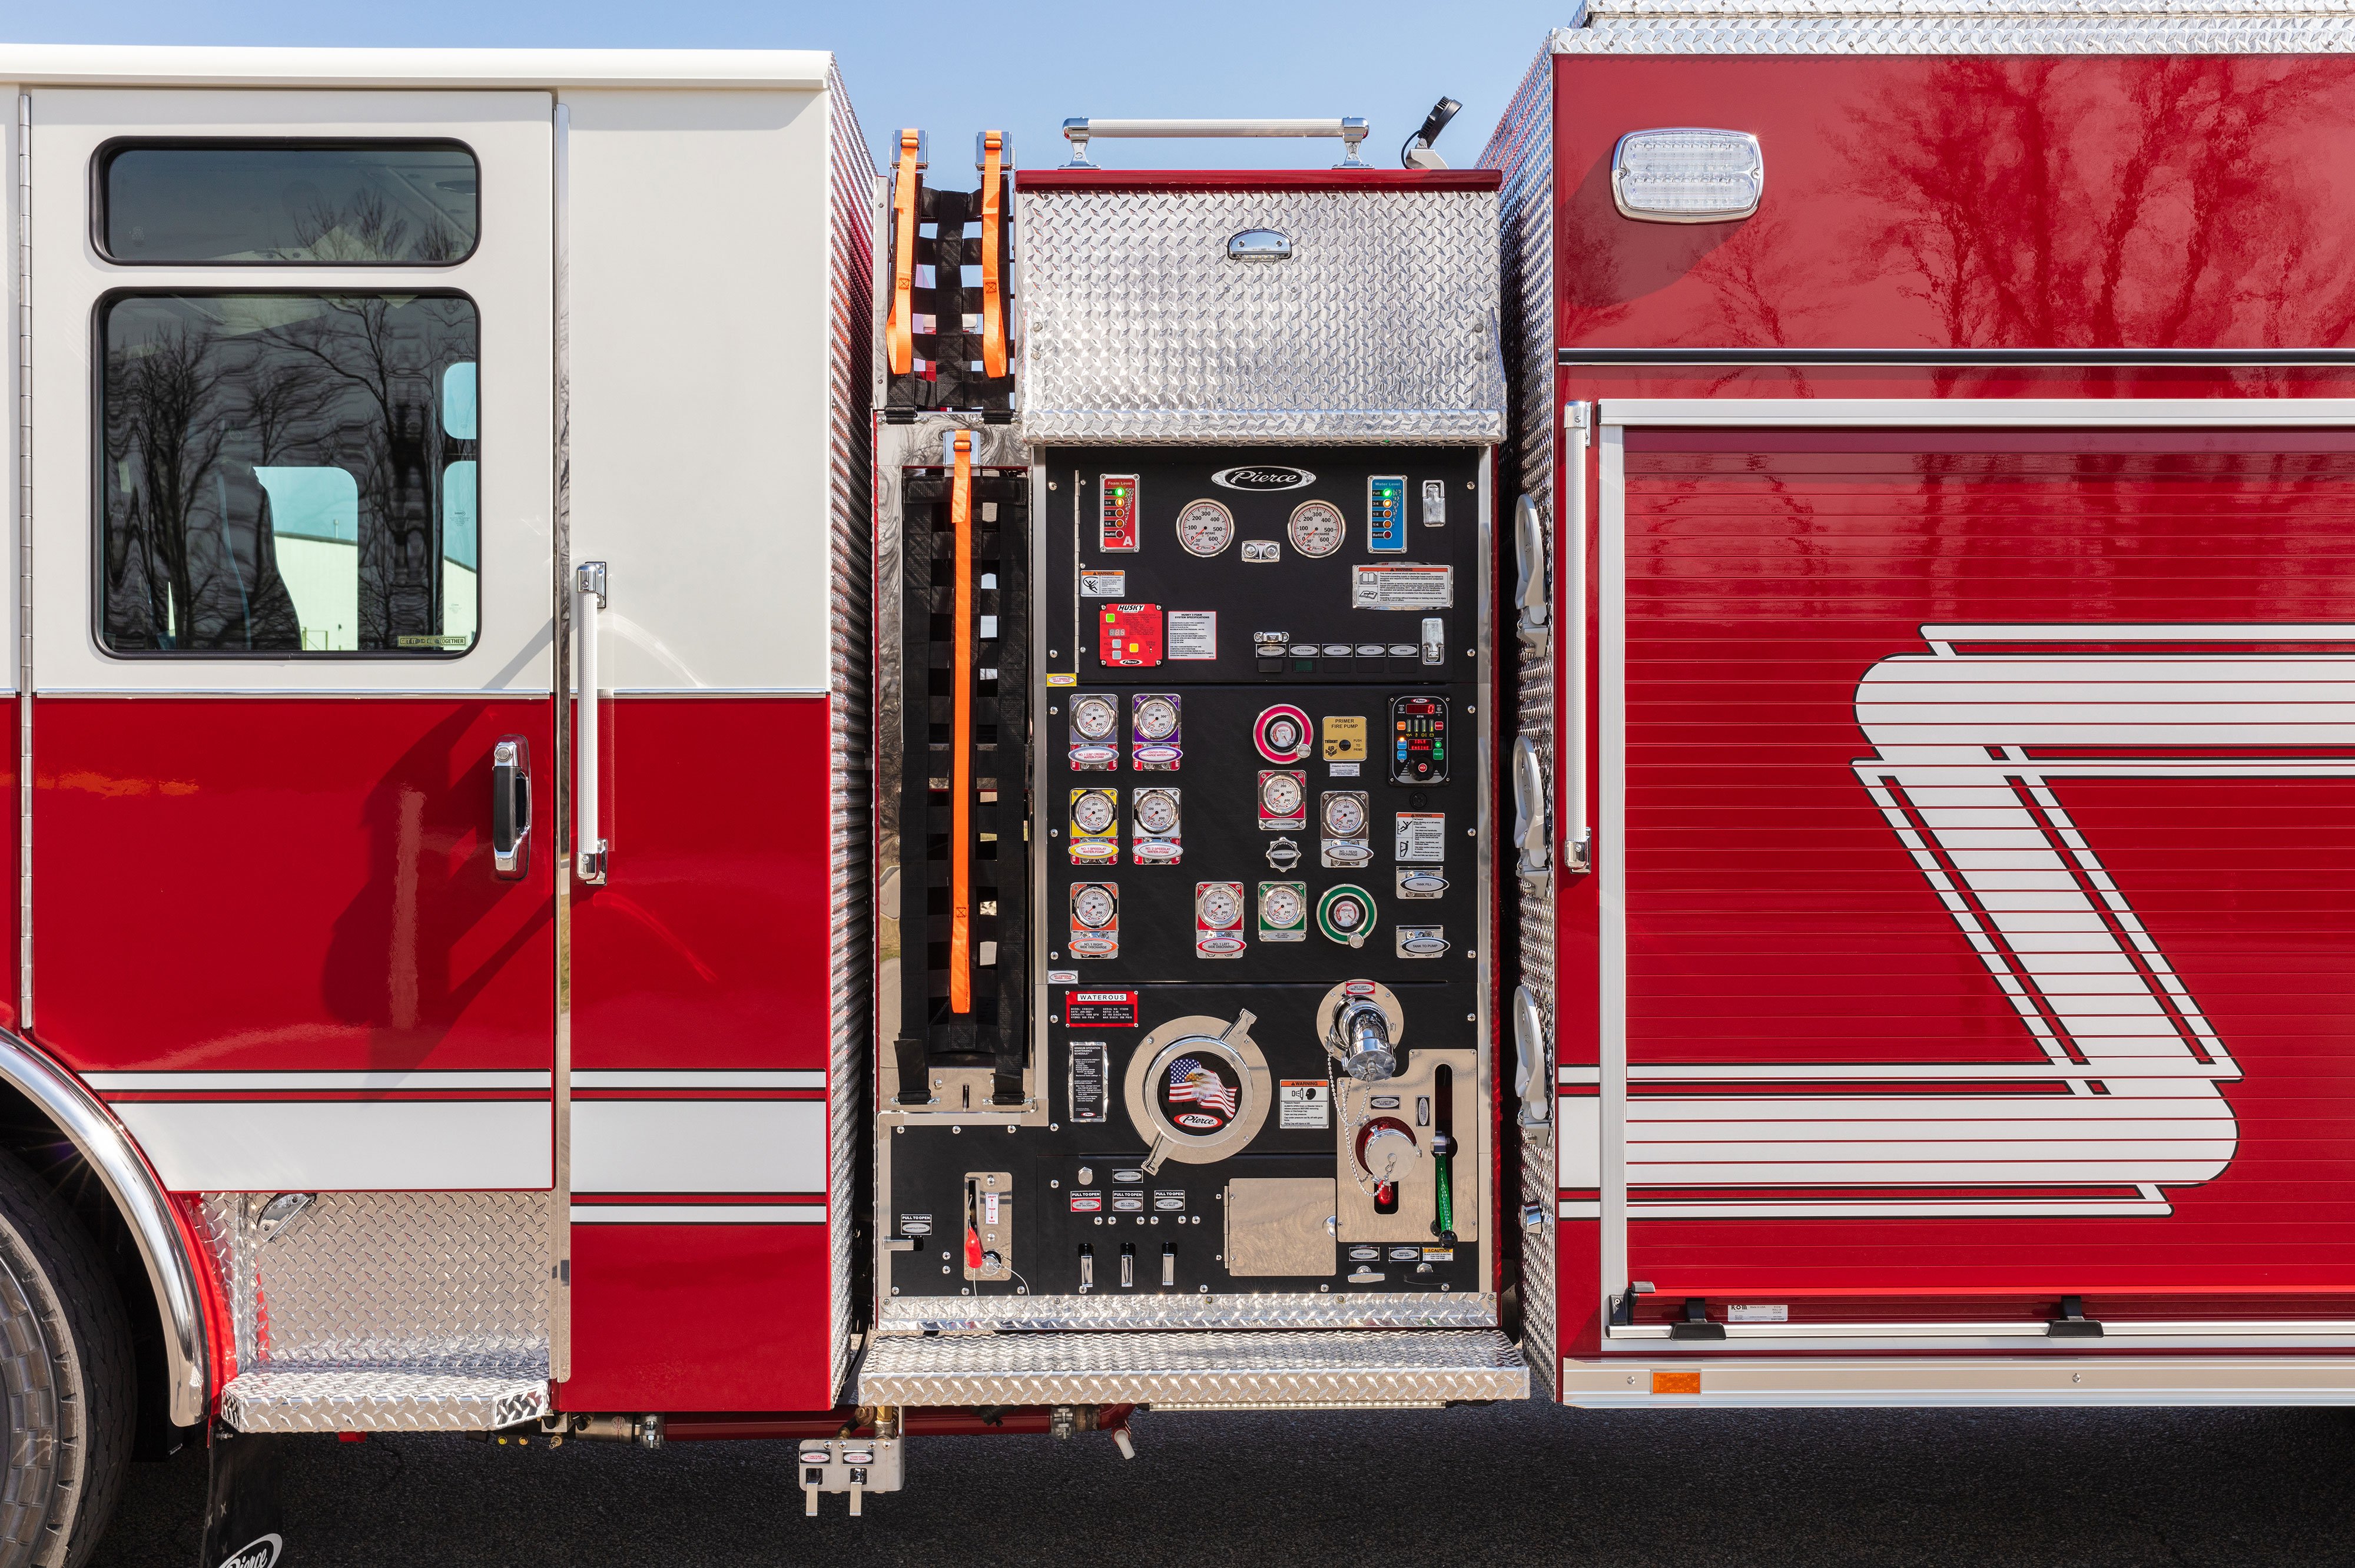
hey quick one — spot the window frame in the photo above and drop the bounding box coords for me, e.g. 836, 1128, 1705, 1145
88, 286, 486, 662
89, 137, 483, 268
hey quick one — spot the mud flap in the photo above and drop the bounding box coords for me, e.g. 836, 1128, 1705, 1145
200, 1423, 288, 1568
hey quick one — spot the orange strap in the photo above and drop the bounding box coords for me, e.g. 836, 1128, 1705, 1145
980, 131, 1007, 379
948, 431, 976, 1014
887, 130, 921, 377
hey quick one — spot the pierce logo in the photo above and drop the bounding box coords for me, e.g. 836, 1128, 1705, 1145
217, 1535, 282, 1568
1211, 466, 1316, 493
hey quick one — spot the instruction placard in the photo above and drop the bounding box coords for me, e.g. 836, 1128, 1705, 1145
1279, 1080, 1332, 1129
1395, 811, 1446, 863
1351, 563, 1454, 611
1167, 610, 1218, 661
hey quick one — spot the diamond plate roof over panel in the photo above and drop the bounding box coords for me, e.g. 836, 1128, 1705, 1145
1016, 189, 1506, 445
857, 1329, 1530, 1407
1553, 0, 2355, 51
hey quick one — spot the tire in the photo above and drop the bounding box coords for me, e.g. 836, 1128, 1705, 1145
0, 1149, 133, 1568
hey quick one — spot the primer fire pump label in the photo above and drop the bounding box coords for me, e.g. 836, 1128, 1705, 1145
1351, 563, 1454, 611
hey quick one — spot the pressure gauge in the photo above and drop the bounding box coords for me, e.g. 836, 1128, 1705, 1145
1072, 694, 1118, 740
1072, 789, 1118, 834
1322, 791, 1368, 837
1073, 884, 1117, 928
1260, 771, 1305, 820
1253, 704, 1314, 764
1134, 788, 1180, 836
1133, 695, 1179, 741
1318, 883, 1375, 948
1196, 881, 1243, 929
1177, 498, 1235, 558
1260, 883, 1304, 929
1289, 499, 1345, 558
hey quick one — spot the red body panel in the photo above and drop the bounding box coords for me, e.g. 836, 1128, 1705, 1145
562, 1221, 832, 1412
570, 697, 834, 1071
34, 697, 554, 1072
1600, 429, 2355, 1312
1553, 53, 2355, 351
565, 695, 837, 1406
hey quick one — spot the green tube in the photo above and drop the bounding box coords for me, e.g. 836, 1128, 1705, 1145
1432, 1132, 1455, 1238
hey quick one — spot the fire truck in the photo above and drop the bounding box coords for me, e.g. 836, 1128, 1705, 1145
4, 2, 2355, 1560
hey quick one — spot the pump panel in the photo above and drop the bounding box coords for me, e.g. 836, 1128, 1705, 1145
877, 443, 1492, 1329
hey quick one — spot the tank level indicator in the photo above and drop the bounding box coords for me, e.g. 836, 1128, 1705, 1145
1368, 475, 1407, 554
1100, 475, 1140, 552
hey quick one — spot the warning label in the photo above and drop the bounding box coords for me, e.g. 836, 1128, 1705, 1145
1279, 1080, 1332, 1129
1351, 563, 1454, 611
1395, 812, 1446, 863
1167, 610, 1218, 661
1080, 571, 1127, 598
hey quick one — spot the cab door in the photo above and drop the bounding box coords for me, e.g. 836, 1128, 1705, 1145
26, 91, 556, 1192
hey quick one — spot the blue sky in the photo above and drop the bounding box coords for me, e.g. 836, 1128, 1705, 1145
7, 0, 1566, 173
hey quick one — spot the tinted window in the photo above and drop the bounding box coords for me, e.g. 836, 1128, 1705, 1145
100, 293, 480, 655
102, 144, 478, 264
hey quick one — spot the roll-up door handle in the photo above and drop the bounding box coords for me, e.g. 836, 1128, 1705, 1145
1512, 735, 1549, 880
1512, 493, 1548, 635
1512, 984, 1550, 1127
492, 737, 531, 880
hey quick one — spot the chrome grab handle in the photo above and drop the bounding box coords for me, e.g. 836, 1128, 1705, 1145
575, 561, 608, 885
1512, 734, 1549, 880
492, 737, 532, 880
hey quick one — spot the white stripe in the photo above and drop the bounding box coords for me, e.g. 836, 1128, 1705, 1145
572, 1204, 824, 1224
1555, 1066, 1601, 1086
1556, 1199, 1601, 1219
571, 1070, 825, 1090
572, 1100, 826, 1194
115, 1100, 550, 1191
87, 1070, 552, 1092
1602, 399, 2355, 427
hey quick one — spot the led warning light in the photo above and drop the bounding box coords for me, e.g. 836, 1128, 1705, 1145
1612, 129, 1763, 223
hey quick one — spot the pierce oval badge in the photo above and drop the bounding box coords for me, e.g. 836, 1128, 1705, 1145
218, 1537, 284, 1568
1212, 465, 1316, 493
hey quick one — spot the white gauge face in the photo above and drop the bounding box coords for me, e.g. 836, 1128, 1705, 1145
1177, 499, 1235, 557
1135, 790, 1180, 835
1197, 883, 1243, 927
1323, 793, 1368, 837
1261, 773, 1304, 817
1329, 894, 1368, 931
1072, 886, 1116, 928
1265, 715, 1302, 754
1289, 499, 1346, 558
1073, 791, 1117, 834
1133, 696, 1179, 740
1262, 886, 1304, 927
1072, 695, 1118, 739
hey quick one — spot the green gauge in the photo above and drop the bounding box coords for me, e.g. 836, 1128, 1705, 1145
1316, 883, 1375, 949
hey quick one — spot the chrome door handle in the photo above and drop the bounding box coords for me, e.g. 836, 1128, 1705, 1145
575, 561, 608, 884
493, 737, 532, 879
1512, 492, 1548, 635
1512, 984, 1550, 1127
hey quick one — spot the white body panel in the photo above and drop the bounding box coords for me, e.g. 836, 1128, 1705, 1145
115, 1099, 552, 1190
570, 1099, 827, 1194
563, 88, 842, 694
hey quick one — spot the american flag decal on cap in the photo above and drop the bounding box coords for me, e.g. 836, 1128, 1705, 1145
1166, 1058, 1239, 1118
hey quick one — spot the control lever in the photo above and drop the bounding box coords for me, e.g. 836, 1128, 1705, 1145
1431, 1130, 1456, 1241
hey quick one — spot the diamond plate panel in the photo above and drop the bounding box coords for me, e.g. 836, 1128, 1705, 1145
198, 1192, 550, 1410
879, 1291, 1498, 1333
1484, 42, 1563, 1402
1016, 188, 1505, 445
220, 1370, 549, 1434
858, 1329, 1530, 1407
1555, 0, 2355, 52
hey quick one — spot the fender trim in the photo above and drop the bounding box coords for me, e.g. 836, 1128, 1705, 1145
0, 1029, 207, 1425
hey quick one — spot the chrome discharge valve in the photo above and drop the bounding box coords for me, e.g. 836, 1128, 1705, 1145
1318, 980, 1406, 1083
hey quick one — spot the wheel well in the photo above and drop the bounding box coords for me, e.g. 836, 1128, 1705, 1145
0, 1082, 195, 1459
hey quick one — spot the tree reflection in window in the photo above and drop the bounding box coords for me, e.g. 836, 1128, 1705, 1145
100, 293, 480, 654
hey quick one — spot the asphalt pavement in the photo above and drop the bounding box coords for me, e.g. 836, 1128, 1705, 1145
85, 1400, 2355, 1566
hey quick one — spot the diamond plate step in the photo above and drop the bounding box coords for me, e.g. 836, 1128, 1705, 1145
857, 1328, 1530, 1409
220, 1368, 550, 1433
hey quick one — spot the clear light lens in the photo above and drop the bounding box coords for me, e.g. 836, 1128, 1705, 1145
1613, 129, 1764, 223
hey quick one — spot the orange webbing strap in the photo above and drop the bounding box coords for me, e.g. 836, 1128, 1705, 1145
948, 431, 976, 1014
980, 130, 1007, 378
887, 129, 921, 377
